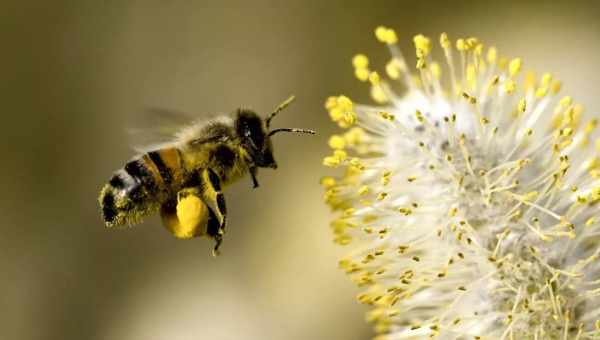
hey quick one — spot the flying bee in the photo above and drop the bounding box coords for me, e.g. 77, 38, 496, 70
99, 96, 315, 255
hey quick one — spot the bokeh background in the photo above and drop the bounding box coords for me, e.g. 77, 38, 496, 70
3, 1, 600, 339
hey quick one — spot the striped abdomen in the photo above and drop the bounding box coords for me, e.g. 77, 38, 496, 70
99, 148, 186, 227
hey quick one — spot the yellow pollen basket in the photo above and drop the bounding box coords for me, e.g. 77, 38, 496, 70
161, 195, 209, 239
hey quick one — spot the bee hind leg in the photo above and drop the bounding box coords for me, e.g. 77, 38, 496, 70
200, 168, 227, 256
249, 166, 259, 188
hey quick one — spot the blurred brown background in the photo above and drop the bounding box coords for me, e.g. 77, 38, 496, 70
2, 1, 600, 339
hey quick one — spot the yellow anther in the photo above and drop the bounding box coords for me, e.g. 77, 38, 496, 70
374, 26, 386, 41
456, 38, 467, 51
343, 208, 355, 217
342, 111, 357, 127
587, 157, 599, 171
535, 87, 548, 98
328, 108, 343, 122
560, 96, 573, 107
518, 98, 527, 113
377, 192, 388, 201
585, 119, 598, 134
491, 75, 500, 86
358, 185, 370, 196
541, 73, 552, 86
379, 111, 395, 121
413, 34, 432, 57
333, 149, 347, 161
381, 177, 390, 186
386, 59, 401, 79
371, 85, 388, 104
474, 43, 483, 56
487, 47, 497, 64
325, 96, 337, 110
407, 176, 417, 182
320, 176, 336, 189
504, 79, 516, 94
561, 127, 573, 137
416, 58, 426, 69
523, 191, 539, 201
509, 58, 522, 77
375, 26, 398, 44
586, 217, 596, 227
415, 110, 424, 122
448, 207, 458, 217
354, 68, 370, 82
352, 54, 369, 69
440, 32, 450, 49
592, 187, 600, 201
466, 37, 479, 49
551, 80, 562, 94
337, 95, 353, 109
462, 92, 477, 104
369, 71, 381, 85
328, 135, 346, 149
344, 127, 366, 145
323, 156, 340, 167
526, 128, 533, 136
349, 157, 365, 171
381, 170, 391, 186
331, 98, 351, 123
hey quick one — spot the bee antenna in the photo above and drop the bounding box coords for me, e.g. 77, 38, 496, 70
268, 128, 316, 137
265, 95, 296, 129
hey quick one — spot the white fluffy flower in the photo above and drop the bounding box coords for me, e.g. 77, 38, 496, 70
323, 27, 600, 339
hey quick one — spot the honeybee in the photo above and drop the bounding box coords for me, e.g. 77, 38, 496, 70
99, 96, 314, 255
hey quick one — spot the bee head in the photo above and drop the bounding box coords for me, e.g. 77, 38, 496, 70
235, 109, 278, 168
235, 96, 315, 169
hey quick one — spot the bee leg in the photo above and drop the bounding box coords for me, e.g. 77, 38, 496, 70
205, 207, 223, 256
249, 166, 259, 189
211, 232, 223, 257
200, 168, 227, 255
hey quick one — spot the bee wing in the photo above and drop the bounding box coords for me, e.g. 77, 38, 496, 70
128, 107, 197, 152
